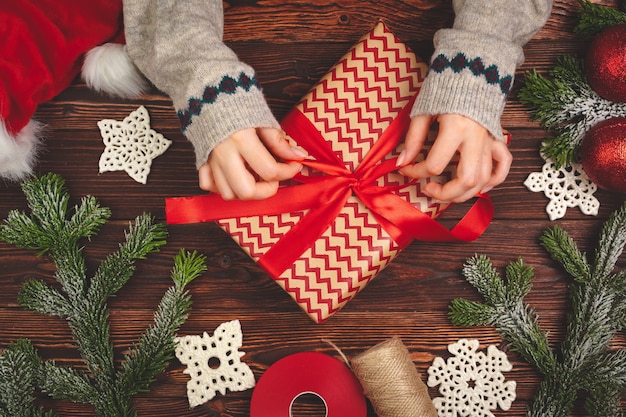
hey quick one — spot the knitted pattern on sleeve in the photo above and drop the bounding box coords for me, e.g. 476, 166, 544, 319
178, 72, 259, 132
430, 53, 513, 96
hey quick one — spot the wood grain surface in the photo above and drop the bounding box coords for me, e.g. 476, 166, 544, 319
1, 1, 625, 416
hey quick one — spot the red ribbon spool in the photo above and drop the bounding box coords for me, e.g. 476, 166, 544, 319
250, 352, 367, 417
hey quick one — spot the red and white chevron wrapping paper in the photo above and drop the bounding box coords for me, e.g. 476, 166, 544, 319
166, 21, 495, 323
217, 22, 447, 322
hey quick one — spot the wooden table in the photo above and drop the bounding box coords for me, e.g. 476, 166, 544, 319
1, 1, 624, 415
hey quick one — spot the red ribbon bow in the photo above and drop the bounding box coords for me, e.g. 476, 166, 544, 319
166, 97, 493, 277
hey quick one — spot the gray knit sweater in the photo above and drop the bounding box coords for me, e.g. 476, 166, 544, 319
123, 0, 553, 168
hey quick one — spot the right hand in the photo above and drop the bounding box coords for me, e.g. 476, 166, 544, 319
398, 114, 512, 203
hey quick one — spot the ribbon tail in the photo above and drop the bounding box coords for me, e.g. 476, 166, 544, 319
358, 190, 494, 242
449, 193, 494, 241
165, 179, 344, 225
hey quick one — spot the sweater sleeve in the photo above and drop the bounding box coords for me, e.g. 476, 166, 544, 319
411, 0, 553, 141
123, 0, 279, 169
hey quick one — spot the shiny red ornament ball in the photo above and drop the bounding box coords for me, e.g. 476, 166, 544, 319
580, 117, 626, 193
585, 23, 626, 103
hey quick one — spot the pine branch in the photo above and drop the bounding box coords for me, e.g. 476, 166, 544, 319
526, 368, 580, 417
449, 298, 497, 327
118, 250, 206, 399
540, 225, 591, 282
1, 174, 109, 297
581, 350, 626, 416
460, 254, 507, 304
584, 349, 626, 390
0, 211, 49, 253
584, 385, 622, 417
18, 280, 71, 318
611, 270, 626, 330
495, 302, 556, 376
522, 57, 590, 128
20, 173, 71, 238
504, 257, 534, 301
518, 56, 626, 168
88, 213, 168, 305
451, 256, 556, 375
553, 207, 626, 392
2, 174, 110, 251
449, 205, 626, 416
39, 362, 97, 404
68, 303, 116, 388
67, 196, 113, 243
171, 249, 208, 289
575, 0, 626, 36
1, 174, 206, 416
0, 340, 57, 417
593, 202, 626, 279
560, 281, 619, 371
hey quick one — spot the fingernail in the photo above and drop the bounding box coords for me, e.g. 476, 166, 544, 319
396, 150, 406, 167
292, 147, 308, 158
480, 186, 493, 194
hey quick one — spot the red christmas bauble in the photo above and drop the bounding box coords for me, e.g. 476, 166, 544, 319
580, 117, 626, 193
585, 23, 626, 103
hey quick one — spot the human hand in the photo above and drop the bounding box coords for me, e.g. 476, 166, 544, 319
397, 114, 512, 203
198, 127, 306, 200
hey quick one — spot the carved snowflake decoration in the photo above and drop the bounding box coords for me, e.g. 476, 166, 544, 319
98, 105, 172, 184
427, 339, 516, 417
524, 156, 599, 221
174, 320, 255, 408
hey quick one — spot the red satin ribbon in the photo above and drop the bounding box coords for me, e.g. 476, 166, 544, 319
166, 96, 493, 277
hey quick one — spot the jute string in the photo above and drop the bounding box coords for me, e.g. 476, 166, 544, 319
351, 336, 438, 417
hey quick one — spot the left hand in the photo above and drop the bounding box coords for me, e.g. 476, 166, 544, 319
198, 127, 305, 200
397, 114, 512, 203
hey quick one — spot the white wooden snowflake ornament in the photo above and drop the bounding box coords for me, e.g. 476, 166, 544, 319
427, 339, 516, 417
174, 320, 255, 408
524, 156, 599, 221
98, 105, 172, 184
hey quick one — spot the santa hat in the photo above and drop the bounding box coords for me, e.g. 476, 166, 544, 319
0, 0, 148, 182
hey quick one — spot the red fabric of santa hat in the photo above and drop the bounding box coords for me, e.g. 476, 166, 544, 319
0, 0, 147, 182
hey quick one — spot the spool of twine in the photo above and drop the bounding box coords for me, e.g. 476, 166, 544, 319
351, 336, 437, 417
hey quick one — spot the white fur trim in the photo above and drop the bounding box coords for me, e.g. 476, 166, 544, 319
82, 43, 149, 98
0, 120, 43, 182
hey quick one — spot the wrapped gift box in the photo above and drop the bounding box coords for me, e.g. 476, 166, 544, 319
166, 22, 493, 323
